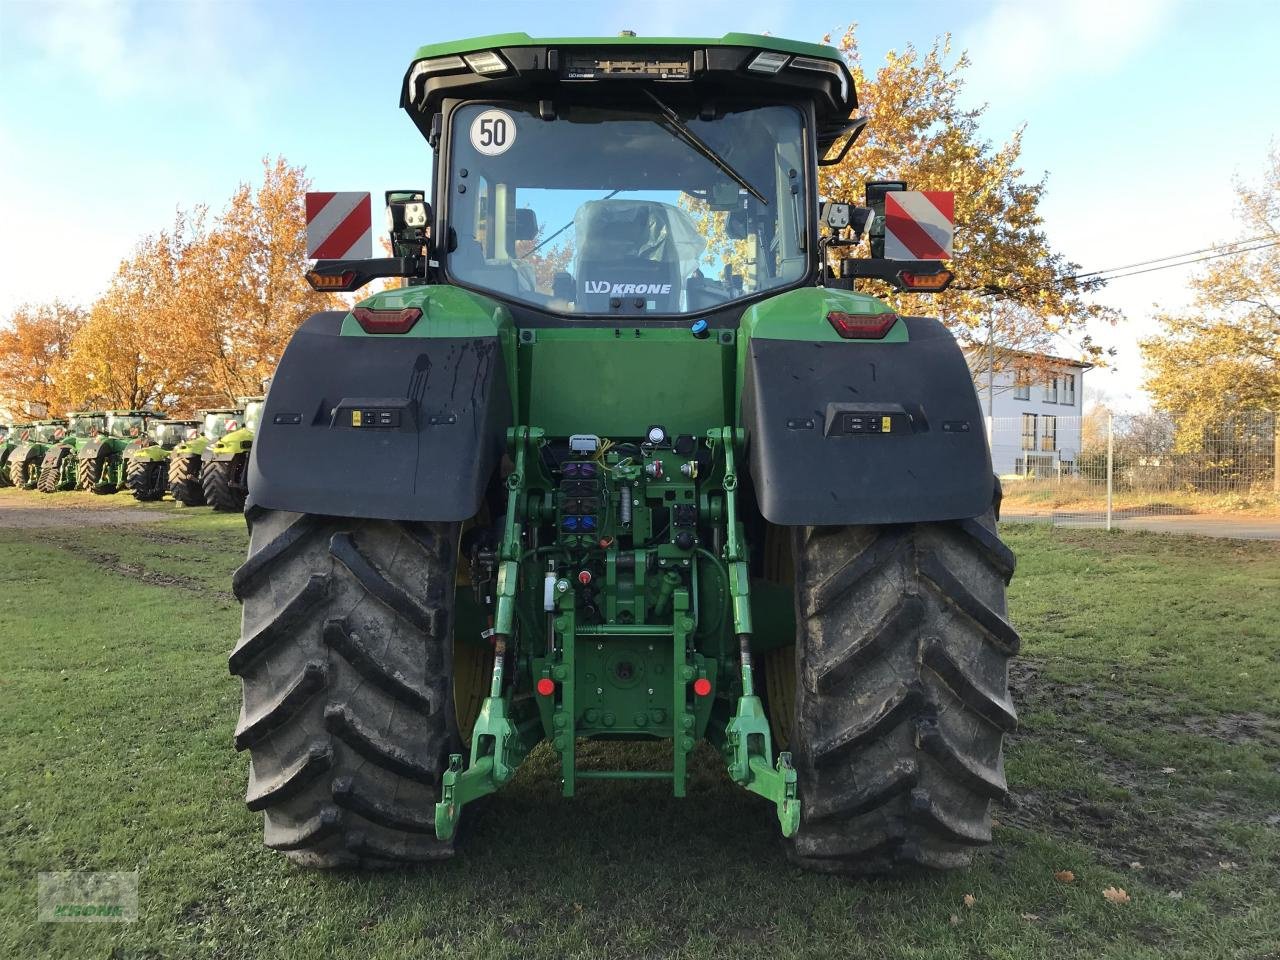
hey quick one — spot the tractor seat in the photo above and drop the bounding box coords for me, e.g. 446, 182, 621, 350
573, 199, 705, 314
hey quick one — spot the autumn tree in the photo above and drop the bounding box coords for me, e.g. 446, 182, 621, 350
188, 157, 342, 403
820, 26, 1114, 375
0, 300, 87, 415
60, 212, 210, 411
1141, 146, 1280, 437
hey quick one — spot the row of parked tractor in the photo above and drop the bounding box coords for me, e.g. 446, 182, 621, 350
0, 399, 263, 511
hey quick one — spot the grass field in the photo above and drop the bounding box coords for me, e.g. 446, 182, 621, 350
1000, 480, 1280, 519
2, 487, 1278, 959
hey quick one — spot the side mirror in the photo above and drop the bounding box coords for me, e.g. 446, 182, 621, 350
864, 181, 906, 259
514, 207, 539, 242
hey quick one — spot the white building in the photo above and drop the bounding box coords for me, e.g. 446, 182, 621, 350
968, 350, 1092, 477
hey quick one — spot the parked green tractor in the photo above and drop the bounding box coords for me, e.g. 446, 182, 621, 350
169, 408, 244, 506
9, 420, 68, 490
233, 33, 1017, 875
77, 410, 164, 494
201, 397, 263, 512
126, 419, 201, 501
0, 423, 20, 486
38, 411, 107, 493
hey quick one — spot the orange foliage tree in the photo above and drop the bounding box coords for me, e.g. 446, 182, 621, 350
60, 212, 211, 411
820, 26, 1114, 379
186, 157, 343, 403
0, 300, 87, 416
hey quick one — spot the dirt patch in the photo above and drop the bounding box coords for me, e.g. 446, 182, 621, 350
73, 548, 234, 601
1004, 659, 1275, 885
0, 502, 175, 529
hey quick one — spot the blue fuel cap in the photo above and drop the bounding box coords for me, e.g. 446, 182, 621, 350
691, 319, 710, 339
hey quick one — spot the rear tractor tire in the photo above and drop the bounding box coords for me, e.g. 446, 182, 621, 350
230, 509, 463, 867
127, 459, 168, 502
38, 452, 65, 494
77, 457, 100, 492
11, 459, 30, 490
169, 456, 205, 506
786, 510, 1019, 874
91, 455, 121, 495
202, 459, 246, 512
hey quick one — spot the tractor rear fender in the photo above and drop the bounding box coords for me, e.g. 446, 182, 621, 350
9, 443, 36, 465
207, 427, 254, 462
77, 438, 107, 462
741, 314, 993, 525
131, 445, 170, 463
248, 303, 513, 523
42, 444, 70, 468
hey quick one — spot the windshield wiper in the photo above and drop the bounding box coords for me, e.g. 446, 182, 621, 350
640, 89, 768, 206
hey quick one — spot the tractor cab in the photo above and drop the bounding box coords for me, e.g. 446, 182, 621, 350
68, 411, 108, 440
308, 33, 947, 309
149, 420, 200, 449
201, 409, 243, 443
106, 410, 155, 441
32, 420, 67, 443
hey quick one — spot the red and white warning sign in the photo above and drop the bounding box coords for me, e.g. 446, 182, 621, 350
305, 192, 372, 260
884, 191, 954, 261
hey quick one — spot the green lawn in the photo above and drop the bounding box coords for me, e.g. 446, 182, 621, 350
2, 491, 1278, 959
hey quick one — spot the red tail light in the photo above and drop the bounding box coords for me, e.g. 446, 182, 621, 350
352, 306, 422, 335
827, 311, 898, 339
536, 678, 555, 697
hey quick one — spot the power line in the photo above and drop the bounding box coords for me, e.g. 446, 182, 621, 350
1080, 240, 1280, 284
972, 235, 1280, 297
1058, 234, 1274, 281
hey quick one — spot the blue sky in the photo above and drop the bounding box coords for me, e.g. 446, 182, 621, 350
2, 0, 1278, 409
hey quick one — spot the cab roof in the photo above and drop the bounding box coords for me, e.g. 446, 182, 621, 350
412, 32, 843, 63
402, 32, 858, 155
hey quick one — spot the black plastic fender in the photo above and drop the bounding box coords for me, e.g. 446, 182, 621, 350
77, 437, 107, 462
248, 311, 512, 522
741, 316, 993, 525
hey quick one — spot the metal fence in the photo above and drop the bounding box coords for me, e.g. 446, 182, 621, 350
989, 410, 1279, 529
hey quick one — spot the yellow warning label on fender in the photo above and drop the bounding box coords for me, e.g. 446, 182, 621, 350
352, 410, 362, 427
882, 416, 892, 432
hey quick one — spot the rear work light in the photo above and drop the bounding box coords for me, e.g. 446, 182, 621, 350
898, 269, 954, 292
306, 270, 357, 291
463, 51, 509, 75
827, 311, 898, 339
748, 51, 789, 73
352, 306, 422, 335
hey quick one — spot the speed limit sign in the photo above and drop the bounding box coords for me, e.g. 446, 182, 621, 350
469, 108, 516, 156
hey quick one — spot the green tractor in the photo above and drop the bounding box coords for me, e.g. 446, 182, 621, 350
8, 420, 68, 490
38, 411, 107, 493
233, 33, 1017, 875
201, 397, 263, 512
76, 410, 164, 494
126, 419, 202, 501
169, 407, 244, 506
0, 423, 20, 486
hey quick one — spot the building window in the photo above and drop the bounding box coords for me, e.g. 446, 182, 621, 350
1062, 373, 1076, 406
1042, 376, 1059, 403
1041, 415, 1057, 452
1013, 373, 1030, 401
1021, 413, 1037, 451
